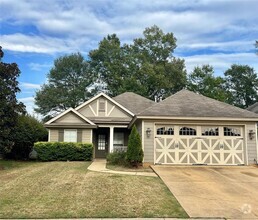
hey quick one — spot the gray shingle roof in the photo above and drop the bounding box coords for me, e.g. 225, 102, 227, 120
138, 89, 258, 119
113, 92, 155, 114
247, 102, 258, 114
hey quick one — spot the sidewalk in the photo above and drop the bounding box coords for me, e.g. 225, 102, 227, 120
87, 159, 157, 177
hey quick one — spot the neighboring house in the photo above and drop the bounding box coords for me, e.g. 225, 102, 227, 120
45, 89, 258, 165
247, 102, 258, 114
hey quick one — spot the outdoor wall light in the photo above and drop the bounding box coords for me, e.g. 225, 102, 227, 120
249, 130, 255, 140
146, 128, 151, 138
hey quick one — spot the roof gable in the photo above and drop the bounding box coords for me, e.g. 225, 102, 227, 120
113, 92, 155, 114
138, 89, 258, 119
45, 108, 95, 125
75, 93, 134, 122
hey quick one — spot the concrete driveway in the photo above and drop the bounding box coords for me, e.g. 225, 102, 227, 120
151, 166, 258, 219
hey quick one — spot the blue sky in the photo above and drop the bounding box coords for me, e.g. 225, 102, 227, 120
1, 0, 258, 116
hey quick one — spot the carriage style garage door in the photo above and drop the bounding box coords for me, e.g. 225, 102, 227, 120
155, 124, 245, 165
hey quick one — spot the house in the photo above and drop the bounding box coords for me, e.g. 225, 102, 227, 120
45, 89, 258, 165
247, 102, 258, 114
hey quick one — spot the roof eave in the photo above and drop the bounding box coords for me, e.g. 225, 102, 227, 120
135, 115, 258, 122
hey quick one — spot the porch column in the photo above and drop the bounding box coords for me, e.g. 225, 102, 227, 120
109, 126, 114, 153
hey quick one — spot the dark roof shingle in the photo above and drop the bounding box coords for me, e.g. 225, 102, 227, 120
247, 102, 258, 114
113, 92, 155, 114
138, 89, 258, 119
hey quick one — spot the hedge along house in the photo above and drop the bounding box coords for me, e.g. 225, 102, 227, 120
45, 89, 258, 165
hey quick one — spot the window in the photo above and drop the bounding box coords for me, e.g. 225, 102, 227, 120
202, 127, 219, 136
179, 126, 196, 135
224, 127, 241, 136
156, 126, 174, 135
114, 132, 124, 146
64, 130, 77, 142
98, 134, 106, 150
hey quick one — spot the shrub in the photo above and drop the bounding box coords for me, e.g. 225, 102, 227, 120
106, 151, 127, 166
126, 125, 143, 166
33, 142, 93, 161
5, 114, 48, 160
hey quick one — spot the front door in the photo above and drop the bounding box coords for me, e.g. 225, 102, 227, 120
95, 133, 108, 158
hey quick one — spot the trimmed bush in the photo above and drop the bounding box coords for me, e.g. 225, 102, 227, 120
34, 142, 93, 161
106, 151, 127, 166
126, 125, 143, 166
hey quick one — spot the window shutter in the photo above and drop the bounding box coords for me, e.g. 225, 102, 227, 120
77, 129, 82, 142
58, 129, 64, 142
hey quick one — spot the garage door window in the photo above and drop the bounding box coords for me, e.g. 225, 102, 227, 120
179, 126, 196, 135
202, 127, 219, 136
157, 126, 174, 135
224, 127, 241, 136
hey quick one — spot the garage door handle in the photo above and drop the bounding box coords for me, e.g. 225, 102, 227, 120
220, 144, 224, 149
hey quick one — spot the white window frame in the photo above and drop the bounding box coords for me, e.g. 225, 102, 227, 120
64, 129, 77, 142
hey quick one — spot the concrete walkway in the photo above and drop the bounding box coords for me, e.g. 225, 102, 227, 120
88, 159, 157, 177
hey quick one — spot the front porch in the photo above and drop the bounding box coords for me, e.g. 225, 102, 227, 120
93, 126, 130, 158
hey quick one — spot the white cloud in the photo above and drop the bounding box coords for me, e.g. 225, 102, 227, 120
18, 96, 35, 115
28, 62, 52, 71
20, 82, 41, 89
183, 52, 258, 75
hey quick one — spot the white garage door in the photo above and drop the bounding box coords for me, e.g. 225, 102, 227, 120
155, 124, 245, 165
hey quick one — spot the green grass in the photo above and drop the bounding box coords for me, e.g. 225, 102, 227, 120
0, 160, 188, 218
0, 159, 39, 170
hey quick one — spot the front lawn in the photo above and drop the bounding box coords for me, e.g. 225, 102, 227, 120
0, 160, 188, 218
106, 163, 153, 172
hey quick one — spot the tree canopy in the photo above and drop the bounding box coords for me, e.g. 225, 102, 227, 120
224, 64, 258, 108
0, 46, 25, 154
187, 65, 228, 102
89, 25, 187, 100
35, 53, 95, 120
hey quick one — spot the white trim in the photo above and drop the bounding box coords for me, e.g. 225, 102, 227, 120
255, 123, 258, 163
45, 108, 96, 125
105, 100, 108, 116
107, 105, 115, 116
142, 120, 145, 162
136, 116, 258, 122
98, 124, 128, 128
244, 125, 248, 165
75, 92, 135, 117
89, 105, 97, 116
90, 129, 93, 143
109, 126, 114, 153
48, 129, 50, 142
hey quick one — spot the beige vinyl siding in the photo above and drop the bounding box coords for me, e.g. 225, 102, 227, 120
49, 129, 59, 142
55, 112, 85, 123
143, 121, 155, 163
246, 122, 257, 164
82, 129, 92, 143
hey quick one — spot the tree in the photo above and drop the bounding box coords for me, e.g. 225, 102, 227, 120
89, 25, 187, 100
35, 53, 95, 120
126, 125, 143, 166
224, 64, 258, 108
187, 65, 229, 102
0, 47, 25, 155
6, 114, 48, 160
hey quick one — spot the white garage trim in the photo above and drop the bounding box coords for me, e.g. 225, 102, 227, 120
154, 124, 245, 165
